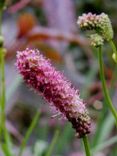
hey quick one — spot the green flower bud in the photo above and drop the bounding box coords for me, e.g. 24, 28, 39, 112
112, 53, 117, 63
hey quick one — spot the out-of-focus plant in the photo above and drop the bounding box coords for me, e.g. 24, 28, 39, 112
0, 2, 40, 156
0, 1, 13, 156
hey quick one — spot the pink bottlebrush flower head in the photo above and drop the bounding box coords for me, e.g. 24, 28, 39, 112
77, 12, 113, 41
16, 48, 91, 138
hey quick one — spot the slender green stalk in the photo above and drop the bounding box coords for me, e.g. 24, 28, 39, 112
92, 61, 117, 147
18, 111, 40, 156
109, 40, 117, 55
109, 40, 117, 62
98, 46, 117, 125
0, 7, 2, 35
0, 8, 12, 156
0, 6, 6, 142
45, 130, 59, 156
82, 135, 91, 156
0, 48, 6, 135
0, 6, 2, 138
109, 40, 117, 53
0, 7, 13, 156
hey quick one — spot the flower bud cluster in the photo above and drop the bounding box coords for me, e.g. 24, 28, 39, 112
77, 12, 113, 47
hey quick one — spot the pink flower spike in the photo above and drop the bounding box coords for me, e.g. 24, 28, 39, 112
16, 48, 91, 138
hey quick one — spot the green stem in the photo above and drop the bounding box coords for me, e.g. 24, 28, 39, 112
109, 40, 117, 55
82, 135, 91, 156
45, 130, 59, 156
98, 46, 117, 125
0, 7, 2, 35
0, 7, 13, 156
0, 48, 6, 135
109, 40, 117, 62
0, 7, 5, 142
18, 110, 40, 156
0, 58, 1, 138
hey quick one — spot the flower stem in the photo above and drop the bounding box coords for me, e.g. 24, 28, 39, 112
0, 47, 6, 135
0, 6, 6, 142
82, 135, 91, 156
109, 40, 117, 55
0, 7, 13, 156
109, 40, 117, 63
98, 46, 117, 125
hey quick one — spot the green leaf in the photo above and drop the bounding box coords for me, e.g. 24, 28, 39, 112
56, 123, 74, 154
92, 135, 117, 153
92, 112, 114, 147
45, 130, 59, 156
18, 110, 40, 156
